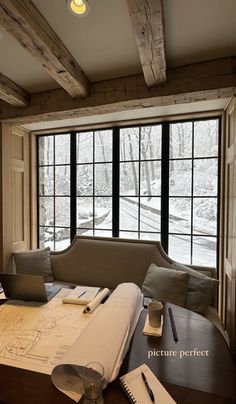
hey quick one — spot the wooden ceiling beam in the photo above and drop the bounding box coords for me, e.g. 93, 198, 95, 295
0, 57, 235, 124
127, 0, 166, 87
0, 72, 29, 107
0, 0, 90, 98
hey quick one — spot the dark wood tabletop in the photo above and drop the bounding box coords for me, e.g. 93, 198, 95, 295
0, 300, 235, 404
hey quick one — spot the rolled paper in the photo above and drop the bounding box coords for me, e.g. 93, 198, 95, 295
51, 283, 143, 402
83, 288, 110, 313
62, 297, 91, 305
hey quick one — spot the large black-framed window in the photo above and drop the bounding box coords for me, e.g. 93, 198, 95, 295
37, 117, 220, 267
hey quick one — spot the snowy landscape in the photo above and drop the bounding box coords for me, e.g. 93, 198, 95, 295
38, 119, 218, 267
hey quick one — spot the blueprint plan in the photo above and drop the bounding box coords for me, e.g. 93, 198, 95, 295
0, 289, 98, 374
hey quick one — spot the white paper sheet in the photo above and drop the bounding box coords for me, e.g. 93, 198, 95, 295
62, 286, 100, 305
0, 290, 6, 299
51, 283, 143, 402
0, 289, 100, 374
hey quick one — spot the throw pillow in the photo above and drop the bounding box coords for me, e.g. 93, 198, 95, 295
142, 263, 190, 307
171, 262, 219, 314
13, 247, 53, 282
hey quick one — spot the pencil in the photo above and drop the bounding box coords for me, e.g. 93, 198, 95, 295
168, 307, 178, 342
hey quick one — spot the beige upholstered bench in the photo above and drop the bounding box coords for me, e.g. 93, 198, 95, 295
50, 235, 226, 340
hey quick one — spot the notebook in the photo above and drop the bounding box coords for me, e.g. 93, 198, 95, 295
120, 363, 176, 404
62, 285, 100, 305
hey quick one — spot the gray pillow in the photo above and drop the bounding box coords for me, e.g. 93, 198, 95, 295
142, 263, 190, 307
171, 262, 219, 314
13, 247, 53, 282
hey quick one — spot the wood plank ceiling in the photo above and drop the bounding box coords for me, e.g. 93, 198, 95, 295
0, 0, 235, 123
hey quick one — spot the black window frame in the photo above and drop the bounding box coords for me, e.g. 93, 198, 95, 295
37, 116, 221, 268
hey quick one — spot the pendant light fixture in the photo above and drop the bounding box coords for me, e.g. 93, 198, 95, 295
67, 0, 90, 17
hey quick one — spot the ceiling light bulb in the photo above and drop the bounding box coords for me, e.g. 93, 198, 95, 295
67, 0, 90, 16
73, 0, 84, 6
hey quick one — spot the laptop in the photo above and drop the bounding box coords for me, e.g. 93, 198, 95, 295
0, 273, 61, 302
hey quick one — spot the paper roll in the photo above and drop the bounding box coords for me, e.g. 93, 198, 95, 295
51, 283, 143, 402
62, 297, 90, 305
83, 288, 110, 313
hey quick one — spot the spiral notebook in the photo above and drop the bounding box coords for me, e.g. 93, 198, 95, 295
120, 363, 176, 404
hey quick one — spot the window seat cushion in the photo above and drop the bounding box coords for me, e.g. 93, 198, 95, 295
171, 262, 219, 315
142, 263, 190, 307
13, 247, 53, 282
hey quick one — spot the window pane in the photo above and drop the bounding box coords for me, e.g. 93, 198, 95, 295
120, 128, 139, 161
95, 130, 112, 162
39, 167, 54, 195
77, 197, 93, 228
55, 166, 70, 195
38, 136, 54, 165
140, 161, 161, 196
55, 134, 70, 164
39, 227, 54, 249
169, 198, 191, 234
140, 197, 160, 232
192, 236, 216, 266
140, 233, 160, 241
94, 230, 112, 237
119, 231, 139, 239
193, 198, 217, 235
194, 120, 218, 157
77, 228, 94, 236
194, 159, 218, 196
95, 164, 112, 195
39, 197, 54, 226
77, 164, 93, 196
169, 160, 192, 196
55, 228, 70, 251
120, 162, 139, 196
170, 122, 192, 159
55, 197, 70, 226
140, 125, 162, 160
120, 197, 138, 230
95, 197, 112, 229
77, 132, 93, 163
169, 235, 191, 264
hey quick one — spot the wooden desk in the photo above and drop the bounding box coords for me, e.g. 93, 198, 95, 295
0, 302, 235, 404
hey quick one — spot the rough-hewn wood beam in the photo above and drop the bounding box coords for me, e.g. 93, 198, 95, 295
0, 0, 90, 98
127, 0, 166, 86
0, 72, 29, 107
0, 57, 235, 124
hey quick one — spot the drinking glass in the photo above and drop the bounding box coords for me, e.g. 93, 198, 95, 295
148, 300, 163, 327
81, 361, 105, 404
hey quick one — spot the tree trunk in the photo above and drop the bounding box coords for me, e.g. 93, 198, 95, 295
127, 132, 138, 195
98, 131, 109, 186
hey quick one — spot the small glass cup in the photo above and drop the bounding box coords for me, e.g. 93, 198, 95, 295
148, 300, 163, 327
81, 361, 105, 404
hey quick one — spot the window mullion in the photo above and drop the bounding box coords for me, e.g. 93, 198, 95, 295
161, 122, 170, 252
191, 121, 194, 264
112, 127, 120, 237
70, 132, 77, 242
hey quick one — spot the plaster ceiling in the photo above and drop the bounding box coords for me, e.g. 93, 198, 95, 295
0, 0, 236, 93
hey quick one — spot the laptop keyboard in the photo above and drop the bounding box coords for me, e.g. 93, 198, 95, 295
45, 285, 61, 300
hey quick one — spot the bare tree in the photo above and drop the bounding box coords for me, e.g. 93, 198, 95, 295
141, 127, 152, 200
97, 131, 109, 186
127, 132, 139, 195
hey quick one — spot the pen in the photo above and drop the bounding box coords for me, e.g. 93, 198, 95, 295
141, 371, 155, 402
77, 290, 86, 298
168, 307, 178, 342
